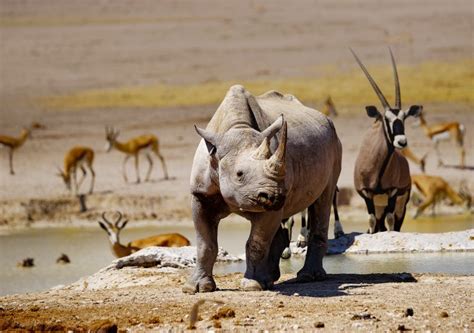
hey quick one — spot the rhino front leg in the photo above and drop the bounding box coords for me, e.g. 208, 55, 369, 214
183, 194, 228, 294
297, 184, 334, 282
242, 211, 282, 291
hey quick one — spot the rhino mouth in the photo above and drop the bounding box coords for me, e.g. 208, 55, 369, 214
256, 193, 286, 211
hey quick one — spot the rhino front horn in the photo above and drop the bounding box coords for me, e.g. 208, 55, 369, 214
264, 120, 287, 178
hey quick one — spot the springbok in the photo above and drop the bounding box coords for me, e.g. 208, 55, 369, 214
57, 146, 95, 194
105, 126, 169, 183
352, 48, 422, 233
400, 148, 427, 173
417, 112, 466, 168
412, 174, 471, 218
98, 211, 191, 258
321, 95, 338, 117
0, 128, 30, 175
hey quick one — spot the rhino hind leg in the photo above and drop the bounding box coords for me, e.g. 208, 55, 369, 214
296, 183, 335, 282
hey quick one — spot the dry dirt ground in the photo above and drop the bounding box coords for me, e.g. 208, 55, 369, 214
1, 270, 473, 332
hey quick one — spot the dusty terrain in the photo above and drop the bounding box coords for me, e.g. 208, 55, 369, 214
1, 269, 473, 331
1, 0, 472, 230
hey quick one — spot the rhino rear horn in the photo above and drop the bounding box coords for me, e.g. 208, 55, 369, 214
261, 115, 284, 139
194, 125, 218, 155
252, 137, 271, 160
264, 120, 287, 178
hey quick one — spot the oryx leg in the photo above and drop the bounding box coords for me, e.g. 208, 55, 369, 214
145, 153, 153, 182
134, 154, 141, 183
280, 217, 293, 259
394, 190, 410, 231
296, 182, 335, 282
333, 189, 344, 238
363, 197, 376, 234
374, 204, 387, 233
296, 209, 308, 248
242, 210, 282, 291
183, 194, 229, 293
385, 196, 397, 231
8, 149, 14, 175
122, 155, 130, 182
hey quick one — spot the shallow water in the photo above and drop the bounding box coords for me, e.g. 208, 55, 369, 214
0, 214, 473, 296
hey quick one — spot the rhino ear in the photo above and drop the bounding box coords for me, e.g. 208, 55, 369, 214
194, 125, 218, 155
261, 115, 284, 139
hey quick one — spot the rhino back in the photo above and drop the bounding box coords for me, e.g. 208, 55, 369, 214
257, 91, 342, 217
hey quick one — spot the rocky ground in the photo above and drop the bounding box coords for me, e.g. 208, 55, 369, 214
1, 269, 473, 331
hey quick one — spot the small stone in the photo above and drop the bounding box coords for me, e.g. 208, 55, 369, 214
439, 311, 449, 318
397, 324, 409, 331
404, 308, 414, 317
293, 293, 299, 296
314, 321, 325, 328
259, 309, 266, 314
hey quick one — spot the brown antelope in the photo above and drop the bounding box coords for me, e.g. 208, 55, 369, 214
400, 147, 427, 173
0, 128, 30, 175
321, 95, 338, 117
98, 211, 191, 258
418, 112, 466, 168
56, 146, 95, 194
352, 48, 422, 233
105, 126, 169, 183
411, 174, 471, 218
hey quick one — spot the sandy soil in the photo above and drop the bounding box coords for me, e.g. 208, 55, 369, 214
1, 269, 473, 331
1, 0, 473, 230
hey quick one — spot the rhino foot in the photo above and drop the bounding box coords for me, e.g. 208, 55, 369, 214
296, 268, 327, 283
182, 276, 216, 294
240, 278, 274, 291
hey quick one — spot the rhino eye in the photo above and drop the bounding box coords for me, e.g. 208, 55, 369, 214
236, 171, 244, 178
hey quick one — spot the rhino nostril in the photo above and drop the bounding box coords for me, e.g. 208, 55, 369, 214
258, 192, 269, 200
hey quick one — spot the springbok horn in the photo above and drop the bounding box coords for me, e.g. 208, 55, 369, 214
101, 212, 113, 227
388, 47, 401, 109
252, 137, 272, 160
264, 121, 287, 178
350, 48, 391, 110
114, 211, 123, 227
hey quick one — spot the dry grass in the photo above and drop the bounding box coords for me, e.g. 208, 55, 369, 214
42, 60, 474, 113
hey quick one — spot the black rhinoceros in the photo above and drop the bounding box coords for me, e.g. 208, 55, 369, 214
184, 85, 342, 292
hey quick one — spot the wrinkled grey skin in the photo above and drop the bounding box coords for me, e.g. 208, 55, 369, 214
184, 85, 342, 293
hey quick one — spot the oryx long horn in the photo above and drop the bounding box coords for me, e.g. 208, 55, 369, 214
389, 47, 401, 109
350, 48, 391, 110
265, 120, 287, 178
252, 137, 272, 160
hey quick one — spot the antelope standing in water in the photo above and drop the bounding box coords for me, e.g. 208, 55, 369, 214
105, 126, 169, 183
352, 48, 422, 233
57, 146, 95, 194
411, 174, 471, 218
0, 128, 30, 175
417, 112, 466, 168
98, 212, 191, 258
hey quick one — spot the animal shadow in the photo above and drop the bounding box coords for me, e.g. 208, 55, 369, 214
274, 273, 416, 298
440, 164, 474, 171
